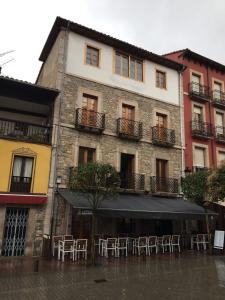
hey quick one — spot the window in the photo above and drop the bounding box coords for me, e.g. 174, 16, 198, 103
214, 81, 222, 92
115, 51, 143, 81
81, 94, 98, 126
192, 73, 201, 92
193, 105, 203, 122
194, 147, 205, 167
215, 112, 224, 135
156, 70, 166, 89
78, 147, 96, 165
156, 113, 167, 128
86, 45, 100, 67
10, 156, 34, 193
218, 151, 225, 166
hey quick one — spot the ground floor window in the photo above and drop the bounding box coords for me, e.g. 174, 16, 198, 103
2, 207, 29, 257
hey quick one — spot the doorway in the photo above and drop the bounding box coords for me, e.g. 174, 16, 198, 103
2, 207, 29, 256
156, 159, 168, 192
120, 153, 135, 189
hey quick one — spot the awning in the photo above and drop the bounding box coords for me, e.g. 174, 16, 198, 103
59, 189, 217, 220
0, 193, 47, 205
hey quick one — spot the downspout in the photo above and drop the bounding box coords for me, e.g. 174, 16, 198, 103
50, 21, 70, 236
207, 66, 215, 168
179, 66, 186, 178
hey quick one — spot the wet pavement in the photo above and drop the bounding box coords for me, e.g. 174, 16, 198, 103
0, 252, 225, 299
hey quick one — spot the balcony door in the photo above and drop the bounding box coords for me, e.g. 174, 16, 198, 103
215, 112, 224, 135
156, 113, 167, 140
10, 156, 33, 193
120, 153, 135, 189
214, 82, 222, 100
192, 74, 201, 93
122, 104, 135, 135
156, 159, 168, 192
81, 94, 98, 127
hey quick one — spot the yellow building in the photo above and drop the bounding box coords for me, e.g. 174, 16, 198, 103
0, 76, 58, 257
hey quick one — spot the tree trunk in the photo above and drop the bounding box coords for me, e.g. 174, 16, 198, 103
205, 208, 212, 254
91, 211, 96, 264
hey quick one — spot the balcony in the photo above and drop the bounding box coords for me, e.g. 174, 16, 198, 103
189, 82, 210, 102
10, 176, 32, 193
151, 126, 175, 147
192, 166, 209, 173
191, 120, 212, 139
212, 90, 225, 108
117, 118, 143, 141
119, 173, 145, 191
75, 108, 105, 134
215, 126, 225, 144
150, 176, 179, 195
0, 118, 51, 144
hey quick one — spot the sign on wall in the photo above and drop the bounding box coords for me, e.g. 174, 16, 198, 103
214, 230, 225, 250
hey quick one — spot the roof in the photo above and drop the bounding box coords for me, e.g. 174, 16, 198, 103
59, 189, 217, 220
39, 16, 185, 72
164, 48, 225, 73
0, 75, 59, 103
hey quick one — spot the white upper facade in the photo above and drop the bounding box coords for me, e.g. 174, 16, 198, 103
66, 32, 180, 106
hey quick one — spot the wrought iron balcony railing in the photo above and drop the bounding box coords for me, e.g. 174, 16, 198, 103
10, 176, 32, 193
150, 176, 179, 194
212, 90, 225, 108
0, 118, 51, 144
120, 172, 145, 191
192, 166, 209, 173
75, 108, 105, 133
189, 82, 210, 102
215, 126, 225, 144
117, 118, 143, 141
151, 126, 175, 147
191, 120, 212, 139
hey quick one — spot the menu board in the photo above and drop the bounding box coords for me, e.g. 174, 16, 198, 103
214, 230, 225, 250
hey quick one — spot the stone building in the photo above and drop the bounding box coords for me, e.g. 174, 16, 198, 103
37, 17, 210, 238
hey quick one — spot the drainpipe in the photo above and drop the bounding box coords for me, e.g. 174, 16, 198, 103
179, 66, 186, 178
207, 66, 215, 168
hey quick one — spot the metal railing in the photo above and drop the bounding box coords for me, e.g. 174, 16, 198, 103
191, 120, 212, 138
75, 108, 105, 133
120, 173, 145, 191
117, 118, 143, 140
151, 126, 175, 146
10, 176, 32, 193
215, 126, 225, 143
192, 166, 209, 173
212, 90, 225, 107
189, 82, 210, 100
150, 176, 179, 194
0, 118, 51, 144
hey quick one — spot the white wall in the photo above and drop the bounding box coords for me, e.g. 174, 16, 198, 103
66, 32, 180, 106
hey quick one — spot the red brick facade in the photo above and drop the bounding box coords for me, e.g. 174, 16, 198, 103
166, 50, 225, 172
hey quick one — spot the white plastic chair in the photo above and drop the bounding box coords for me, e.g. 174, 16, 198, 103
58, 240, 75, 262
133, 237, 148, 256
197, 234, 206, 251
171, 235, 181, 253
52, 235, 63, 257
117, 237, 128, 257
102, 238, 117, 258
162, 235, 171, 253
191, 235, 198, 250
63, 235, 73, 241
74, 239, 88, 260
147, 236, 158, 255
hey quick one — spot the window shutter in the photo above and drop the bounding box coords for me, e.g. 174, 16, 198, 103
194, 147, 205, 167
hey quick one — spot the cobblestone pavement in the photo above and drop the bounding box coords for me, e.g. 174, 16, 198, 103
0, 253, 225, 300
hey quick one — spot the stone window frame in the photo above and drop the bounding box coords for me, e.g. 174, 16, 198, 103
77, 87, 103, 113
8, 148, 37, 193
214, 107, 225, 127
189, 69, 204, 85
216, 147, 225, 167
212, 77, 224, 92
191, 101, 206, 122
155, 68, 167, 90
117, 98, 139, 121
192, 142, 209, 168
152, 107, 171, 128
73, 141, 101, 167
115, 147, 139, 173
151, 152, 171, 178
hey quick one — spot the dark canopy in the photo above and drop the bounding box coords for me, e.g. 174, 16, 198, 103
59, 189, 217, 220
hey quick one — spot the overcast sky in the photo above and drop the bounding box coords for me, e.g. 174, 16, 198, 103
1, 0, 225, 83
